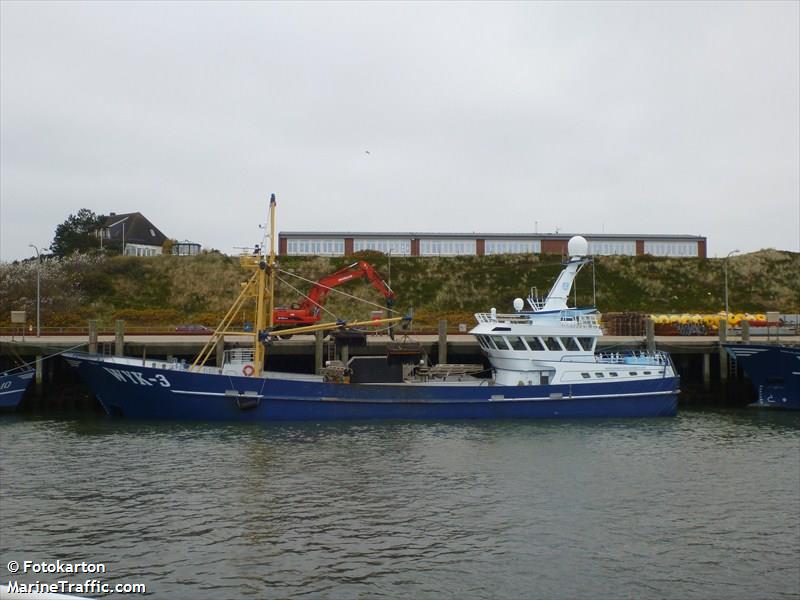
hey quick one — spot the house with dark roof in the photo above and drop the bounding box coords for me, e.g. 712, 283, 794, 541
99, 212, 168, 256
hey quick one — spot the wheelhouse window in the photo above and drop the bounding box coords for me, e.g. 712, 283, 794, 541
497, 337, 513, 350
508, 336, 527, 351
524, 337, 545, 351
484, 336, 500, 350
542, 337, 563, 351
577, 337, 595, 351
560, 337, 580, 351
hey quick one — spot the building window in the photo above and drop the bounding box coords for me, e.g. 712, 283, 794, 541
286, 239, 345, 256
484, 240, 541, 255
420, 239, 477, 256
588, 240, 636, 256
643, 241, 698, 257
353, 239, 411, 255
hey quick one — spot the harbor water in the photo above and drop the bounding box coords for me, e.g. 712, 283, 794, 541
1, 408, 799, 599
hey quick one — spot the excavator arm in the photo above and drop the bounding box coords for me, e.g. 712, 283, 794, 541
273, 261, 395, 327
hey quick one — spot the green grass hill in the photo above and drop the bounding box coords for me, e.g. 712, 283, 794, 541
1, 250, 798, 331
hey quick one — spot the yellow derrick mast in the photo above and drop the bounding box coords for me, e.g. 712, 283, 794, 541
192, 194, 406, 376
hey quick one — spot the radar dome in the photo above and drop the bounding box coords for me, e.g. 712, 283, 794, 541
568, 235, 589, 257
513, 298, 524, 312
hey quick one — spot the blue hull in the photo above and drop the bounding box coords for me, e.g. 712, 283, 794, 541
725, 344, 800, 410
0, 370, 34, 411
68, 354, 679, 421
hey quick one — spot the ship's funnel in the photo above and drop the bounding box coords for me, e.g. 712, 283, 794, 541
568, 235, 589, 258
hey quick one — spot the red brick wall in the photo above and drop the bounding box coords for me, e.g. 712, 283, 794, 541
476, 239, 485, 256
636, 240, 645, 255
697, 239, 707, 258
278, 237, 287, 255
344, 238, 354, 256
541, 239, 568, 255
411, 239, 420, 256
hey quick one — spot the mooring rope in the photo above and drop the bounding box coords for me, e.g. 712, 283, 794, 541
0, 342, 88, 376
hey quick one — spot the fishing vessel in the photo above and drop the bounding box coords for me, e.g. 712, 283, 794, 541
724, 344, 799, 410
0, 368, 34, 411
65, 194, 679, 421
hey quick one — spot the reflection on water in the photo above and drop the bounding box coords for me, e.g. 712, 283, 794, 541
2, 409, 799, 599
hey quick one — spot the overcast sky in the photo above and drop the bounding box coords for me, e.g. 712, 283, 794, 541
1, 1, 798, 261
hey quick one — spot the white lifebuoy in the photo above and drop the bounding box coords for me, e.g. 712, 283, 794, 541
242, 364, 255, 377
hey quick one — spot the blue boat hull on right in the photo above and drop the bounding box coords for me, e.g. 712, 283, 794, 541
725, 344, 800, 410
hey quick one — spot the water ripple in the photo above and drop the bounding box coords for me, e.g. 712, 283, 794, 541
2, 410, 799, 599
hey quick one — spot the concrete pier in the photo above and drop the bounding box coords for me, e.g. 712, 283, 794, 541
314, 331, 323, 374
88, 320, 98, 354
115, 320, 125, 356
438, 319, 448, 364
4, 331, 797, 396
35, 354, 43, 393
645, 318, 655, 353
719, 319, 728, 382
216, 337, 225, 367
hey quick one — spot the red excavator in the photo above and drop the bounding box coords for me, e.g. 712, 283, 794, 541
272, 260, 395, 328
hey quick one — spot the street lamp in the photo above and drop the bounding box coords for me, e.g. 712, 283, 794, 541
387, 248, 392, 288
106, 216, 129, 255
724, 249, 740, 320
28, 244, 41, 337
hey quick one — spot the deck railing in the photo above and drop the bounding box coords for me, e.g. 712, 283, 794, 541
474, 312, 600, 329
595, 350, 670, 366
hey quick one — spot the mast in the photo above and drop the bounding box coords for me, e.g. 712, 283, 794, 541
540, 236, 591, 312
191, 193, 407, 375
253, 193, 276, 377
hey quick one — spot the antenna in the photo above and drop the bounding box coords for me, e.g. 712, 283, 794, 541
574, 276, 577, 307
